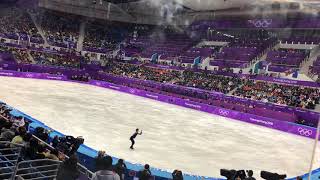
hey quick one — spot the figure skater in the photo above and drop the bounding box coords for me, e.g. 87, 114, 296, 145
130, 128, 142, 149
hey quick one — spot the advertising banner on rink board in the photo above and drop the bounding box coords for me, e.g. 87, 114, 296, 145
0, 69, 67, 80
89, 80, 318, 140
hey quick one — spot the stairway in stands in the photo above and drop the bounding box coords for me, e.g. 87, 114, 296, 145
77, 21, 87, 52
27, 11, 49, 46
300, 46, 320, 80
241, 42, 280, 74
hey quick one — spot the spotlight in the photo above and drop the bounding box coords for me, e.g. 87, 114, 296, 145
261, 171, 286, 180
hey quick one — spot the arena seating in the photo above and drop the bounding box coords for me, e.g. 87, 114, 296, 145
210, 38, 276, 68
0, 45, 32, 63
84, 22, 130, 53
310, 56, 320, 76
266, 49, 309, 72
0, 7, 43, 44
178, 47, 213, 64
39, 11, 80, 48
132, 31, 196, 60
1, 4, 320, 180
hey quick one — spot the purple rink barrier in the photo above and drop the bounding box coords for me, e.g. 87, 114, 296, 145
0, 69, 67, 81
89, 80, 318, 140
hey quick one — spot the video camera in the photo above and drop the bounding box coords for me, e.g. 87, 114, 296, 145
220, 169, 247, 180
260, 171, 286, 180
57, 135, 84, 156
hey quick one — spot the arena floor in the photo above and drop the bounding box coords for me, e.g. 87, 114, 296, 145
0, 76, 319, 178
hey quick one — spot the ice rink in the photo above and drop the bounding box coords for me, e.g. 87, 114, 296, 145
0, 76, 319, 178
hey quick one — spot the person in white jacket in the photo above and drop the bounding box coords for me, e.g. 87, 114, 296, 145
92, 155, 120, 180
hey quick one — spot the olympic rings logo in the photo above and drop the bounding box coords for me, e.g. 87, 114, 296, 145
248, 19, 272, 28
26, 73, 33, 78
218, 109, 229, 116
298, 127, 313, 137
129, 89, 135, 94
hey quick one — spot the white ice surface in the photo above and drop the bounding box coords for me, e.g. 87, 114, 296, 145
0, 76, 319, 178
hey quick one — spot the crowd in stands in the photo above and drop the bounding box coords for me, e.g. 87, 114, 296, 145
30, 50, 82, 68
39, 11, 80, 48
0, 7, 43, 43
106, 61, 181, 83
175, 70, 243, 94
0, 103, 63, 162
84, 22, 129, 53
233, 80, 320, 109
0, 45, 32, 63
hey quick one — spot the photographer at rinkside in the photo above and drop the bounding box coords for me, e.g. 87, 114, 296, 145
172, 169, 183, 180
245, 170, 256, 180
139, 164, 152, 180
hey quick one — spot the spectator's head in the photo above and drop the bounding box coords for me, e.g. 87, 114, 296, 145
247, 170, 253, 177
99, 155, 113, 170
296, 176, 303, 180
17, 126, 26, 136
23, 133, 32, 142
173, 170, 183, 179
118, 159, 124, 164
144, 164, 150, 170
97, 150, 105, 158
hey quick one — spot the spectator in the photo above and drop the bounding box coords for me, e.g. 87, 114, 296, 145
172, 169, 183, 180
139, 164, 152, 180
95, 150, 106, 171
56, 154, 80, 180
44, 148, 60, 160
0, 122, 15, 141
10, 127, 27, 147
114, 159, 127, 180
92, 155, 120, 180
245, 170, 256, 180
50, 135, 59, 148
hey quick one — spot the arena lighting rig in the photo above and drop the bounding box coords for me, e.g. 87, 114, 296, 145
92, 0, 141, 4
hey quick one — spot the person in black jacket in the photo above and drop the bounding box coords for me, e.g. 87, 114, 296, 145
56, 154, 80, 180
114, 159, 127, 180
95, 150, 106, 171
139, 164, 152, 180
172, 169, 183, 180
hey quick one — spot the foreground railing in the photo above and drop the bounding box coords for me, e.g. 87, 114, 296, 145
12, 159, 61, 180
0, 141, 23, 180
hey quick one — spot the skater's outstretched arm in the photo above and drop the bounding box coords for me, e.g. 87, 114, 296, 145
139, 130, 143, 135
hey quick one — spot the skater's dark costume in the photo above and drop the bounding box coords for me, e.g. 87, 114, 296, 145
130, 129, 142, 149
